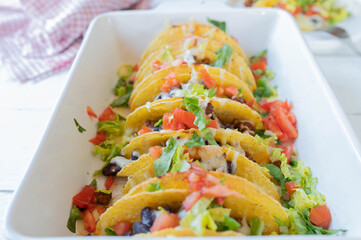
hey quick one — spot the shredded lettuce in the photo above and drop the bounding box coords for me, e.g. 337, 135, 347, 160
255, 131, 278, 146
183, 84, 216, 98
181, 197, 241, 236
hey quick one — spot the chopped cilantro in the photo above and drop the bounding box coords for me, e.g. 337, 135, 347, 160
74, 118, 86, 133
207, 17, 226, 32
67, 205, 82, 233
89, 179, 97, 187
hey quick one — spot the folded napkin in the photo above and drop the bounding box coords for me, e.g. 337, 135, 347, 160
0, 0, 144, 82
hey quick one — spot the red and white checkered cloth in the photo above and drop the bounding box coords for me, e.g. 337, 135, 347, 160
0, 0, 145, 82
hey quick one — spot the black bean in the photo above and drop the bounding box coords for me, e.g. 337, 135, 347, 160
141, 207, 156, 227
223, 123, 233, 129
102, 163, 121, 176
132, 221, 150, 234
227, 161, 233, 174
131, 151, 140, 161
155, 93, 163, 100
124, 231, 133, 236
162, 205, 172, 213
153, 126, 161, 131
144, 120, 152, 128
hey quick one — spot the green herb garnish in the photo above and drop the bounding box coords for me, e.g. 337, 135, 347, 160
74, 118, 86, 133
154, 137, 178, 176
185, 132, 205, 147
207, 17, 226, 32
66, 205, 82, 233
211, 44, 233, 68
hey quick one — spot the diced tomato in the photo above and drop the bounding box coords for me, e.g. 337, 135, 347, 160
82, 209, 96, 233
201, 184, 240, 198
173, 108, 197, 129
171, 58, 185, 66
162, 113, 185, 131
187, 171, 204, 191
133, 64, 139, 71
182, 191, 202, 211
114, 221, 130, 236
200, 69, 217, 89
285, 182, 299, 197
250, 61, 266, 75
207, 120, 218, 129
138, 124, 152, 136
161, 72, 180, 92
261, 99, 297, 143
96, 206, 106, 215
216, 86, 224, 97
275, 106, 298, 139
246, 98, 255, 109
279, 145, 293, 163
287, 112, 297, 125
263, 115, 284, 139
128, 72, 137, 83
98, 107, 115, 121
150, 213, 180, 232
190, 162, 205, 172
88, 131, 107, 145
86, 106, 98, 118
204, 174, 220, 186
72, 185, 96, 209
153, 59, 168, 71
309, 205, 332, 230
223, 86, 238, 98
149, 146, 163, 160
104, 176, 114, 190
216, 197, 225, 205
259, 99, 292, 112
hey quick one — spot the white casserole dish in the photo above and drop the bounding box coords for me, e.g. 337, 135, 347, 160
6, 1, 361, 239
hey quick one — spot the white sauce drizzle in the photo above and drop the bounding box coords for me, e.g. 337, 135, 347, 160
111, 156, 132, 168
202, 28, 216, 39
231, 151, 239, 174
145, 101, 151, 113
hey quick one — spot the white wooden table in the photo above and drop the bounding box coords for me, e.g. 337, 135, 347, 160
1, 49, 361, 238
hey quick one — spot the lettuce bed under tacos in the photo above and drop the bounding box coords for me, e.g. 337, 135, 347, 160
67, 19, 346, 237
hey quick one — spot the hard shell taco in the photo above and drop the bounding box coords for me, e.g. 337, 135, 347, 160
135, 36, 255, 90
117, 140, 278, 200
95, 168, 285, 236
139, 22, 249, 67
124, 97, 263, 141
129, 64, 255, 111
121, 128, 270, 165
